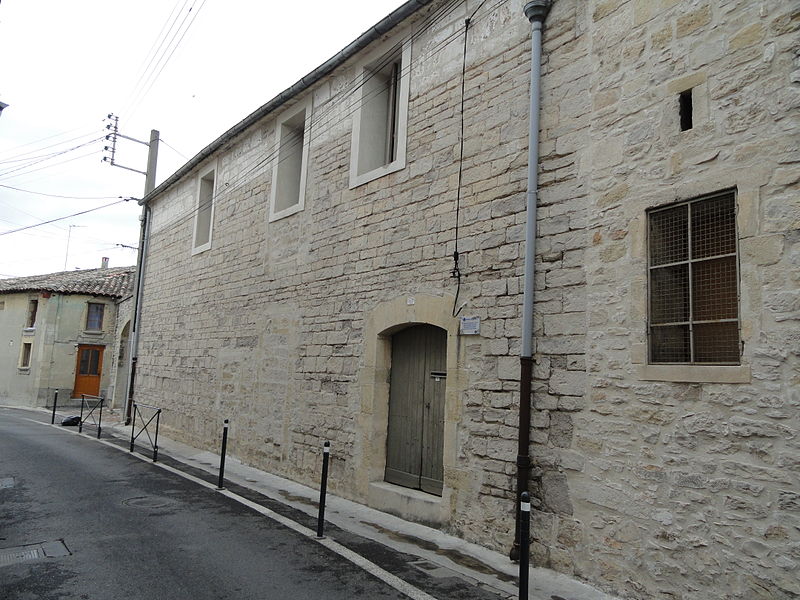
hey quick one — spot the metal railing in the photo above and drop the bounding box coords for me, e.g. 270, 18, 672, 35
78, 394, 104, 438
129, 402, 161, 461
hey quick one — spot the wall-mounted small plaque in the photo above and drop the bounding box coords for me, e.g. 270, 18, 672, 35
459, 316, 480, 335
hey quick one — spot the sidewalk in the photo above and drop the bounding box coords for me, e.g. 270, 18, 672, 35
24, 405, 621, 600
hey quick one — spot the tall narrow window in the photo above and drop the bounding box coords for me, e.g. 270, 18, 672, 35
86, 302, 105, 330
270, 101, 310, 221
26, 299, 38, 328
193, 167, 215, 253
648, 191, 739, 364
679, 89, 693, 131
20, 342, 32, 368
350, 41, 411, 188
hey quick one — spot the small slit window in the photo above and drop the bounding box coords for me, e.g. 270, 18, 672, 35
679, 89, 693, 131
648, 191, 740, 364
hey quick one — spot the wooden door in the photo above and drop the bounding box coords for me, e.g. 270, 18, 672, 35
73, 345, 104, 398
385, 325, 446, 496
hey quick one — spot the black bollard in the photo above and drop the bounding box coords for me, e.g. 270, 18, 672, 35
51, 390, 58, 425
129, 404, 137, 452
97, 398, 103, 439
152, 409, 160, 462
519, 491, 531, 599
78, 395, 85, 433
316, 441, 330, 538
217, 419, 229, 490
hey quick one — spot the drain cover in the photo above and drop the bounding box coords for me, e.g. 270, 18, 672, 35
0, 477, 14, 489
409, 559, 461, 580
122, 496, 173, 509
0, 540, 70, 567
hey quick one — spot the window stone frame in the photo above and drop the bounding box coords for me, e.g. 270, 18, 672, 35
348, 39, 412, 189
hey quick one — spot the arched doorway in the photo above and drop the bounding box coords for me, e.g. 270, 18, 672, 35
385, 324, 446, 496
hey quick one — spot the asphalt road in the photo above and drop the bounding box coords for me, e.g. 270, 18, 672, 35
0, 408, 411, 600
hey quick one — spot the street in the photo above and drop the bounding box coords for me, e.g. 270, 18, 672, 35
0, 408, 417, 600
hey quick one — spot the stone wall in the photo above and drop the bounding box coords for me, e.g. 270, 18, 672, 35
135, 1, 799, 599
528, 1, 799, 599
109, 294, 133, 409
0, 291, 41, 403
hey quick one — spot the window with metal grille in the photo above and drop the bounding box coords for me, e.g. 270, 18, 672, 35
648, 191, 740, 364
86, 303, 104, 331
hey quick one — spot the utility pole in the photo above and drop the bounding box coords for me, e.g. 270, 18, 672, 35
63, 224, 86, 270
103, 114, 159, 180
102, 113, 159, 423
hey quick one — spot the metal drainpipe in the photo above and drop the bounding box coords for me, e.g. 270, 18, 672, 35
511, 0, 552, 562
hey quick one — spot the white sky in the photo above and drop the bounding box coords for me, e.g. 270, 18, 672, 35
0, 0, 406, 278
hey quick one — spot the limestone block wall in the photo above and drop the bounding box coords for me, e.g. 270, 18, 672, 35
528, 2, 800, 599
138, 0, 535, 547
134, 1, 799, 599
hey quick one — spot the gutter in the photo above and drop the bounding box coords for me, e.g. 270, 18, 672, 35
139, 0, 433, 206
511, 0, 552, 561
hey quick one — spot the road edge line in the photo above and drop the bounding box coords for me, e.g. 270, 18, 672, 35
21, 416, 438, 600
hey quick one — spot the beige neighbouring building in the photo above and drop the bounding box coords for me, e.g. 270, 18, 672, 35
0, 266, 134, 408
132, 1, 799, 598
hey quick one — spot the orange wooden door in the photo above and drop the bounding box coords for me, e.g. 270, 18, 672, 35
73, 345, 104, 397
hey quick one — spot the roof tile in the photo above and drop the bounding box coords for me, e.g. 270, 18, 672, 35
0, 266, 135, 298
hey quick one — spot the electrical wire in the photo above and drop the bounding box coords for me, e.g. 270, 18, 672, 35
0, 130, 104, 165
451, 16, 471, 317
122, 0, 189, 115
0, 148, 105, 183
160, 138, 189, 160
124, 0, 209, 120
142, 0, 467, 237
146, 0, 508, 243
0, 122, 100, 160
149, 0, 504, 244
143, 0, 462, 203
0, 184, 123, 200
206, 0, 469, 196
0, 200, 129, 236
0, 137, 105, 181
0, 198, 142, 250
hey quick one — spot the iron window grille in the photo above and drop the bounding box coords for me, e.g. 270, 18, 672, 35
647, 190, 740, 364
